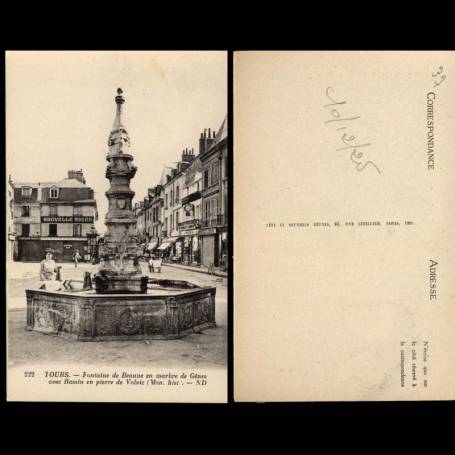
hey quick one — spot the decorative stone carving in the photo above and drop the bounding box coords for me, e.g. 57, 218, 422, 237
180, 302, 194, 331
94, 88, 148, 294
26, 285, 216, 341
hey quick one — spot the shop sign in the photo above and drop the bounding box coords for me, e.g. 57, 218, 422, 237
181, 229, 199, 236
41, 216, 94, 223
199, 228, 217, 236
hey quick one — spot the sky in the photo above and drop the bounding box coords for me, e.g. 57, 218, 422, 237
6, 51, 227, 233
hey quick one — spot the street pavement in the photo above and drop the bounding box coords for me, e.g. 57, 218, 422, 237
7, 261, 227, 369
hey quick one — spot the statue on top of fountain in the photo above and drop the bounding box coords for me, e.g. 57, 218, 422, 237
107, 88, 132, 157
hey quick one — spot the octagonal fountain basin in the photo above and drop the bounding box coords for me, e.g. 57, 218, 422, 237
25, 279, 216, 341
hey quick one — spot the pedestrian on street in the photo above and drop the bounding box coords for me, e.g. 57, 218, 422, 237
73, 249, 81, 268
148, 256, 154, 273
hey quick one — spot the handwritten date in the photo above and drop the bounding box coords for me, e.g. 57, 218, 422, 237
324, 87, 381, 175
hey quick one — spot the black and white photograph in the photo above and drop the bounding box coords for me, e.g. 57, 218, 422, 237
6, 51, 228, 402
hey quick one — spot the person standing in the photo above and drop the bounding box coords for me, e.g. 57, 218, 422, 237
40, 251, 57, 281
148, 255, 154, 273
73, 249, 81, 268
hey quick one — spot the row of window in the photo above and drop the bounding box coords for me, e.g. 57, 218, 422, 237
162, 181, 203, 210
164, 212, 180, 233
20, 224, 83, 237
21, 187, 60, 199
203, 157, 227, 189
146, 206, 160, 223
165, 186, 180, 209
159, 156, 227, 212
162, 205, 202, 233
147, 225, 160, 238
20, 205, 85, 217
204, 197, 218, 224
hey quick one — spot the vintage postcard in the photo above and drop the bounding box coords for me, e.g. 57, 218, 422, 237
6, 51, 228, 402
234, 51, 455, 401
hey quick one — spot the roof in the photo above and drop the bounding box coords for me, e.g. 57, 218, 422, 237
13, 181, 56, 188
214, 114, 227, 144
159, 165, 177, 186
13, 178, 88, 189
56, 178, 88, 188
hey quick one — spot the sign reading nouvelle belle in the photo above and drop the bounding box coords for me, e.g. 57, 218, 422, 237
41, 216, 94, 223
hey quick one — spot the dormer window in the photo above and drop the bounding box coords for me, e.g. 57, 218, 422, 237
21, 187, 32, 198
50, 187, 59, 199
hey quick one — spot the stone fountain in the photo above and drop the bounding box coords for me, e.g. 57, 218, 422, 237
93, 88, 147, 294
25, 89, 216, 341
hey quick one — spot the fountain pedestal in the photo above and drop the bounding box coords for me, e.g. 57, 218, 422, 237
26, 282, 216, 341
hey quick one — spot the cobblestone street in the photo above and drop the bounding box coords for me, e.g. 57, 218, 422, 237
7, 262, 227, 369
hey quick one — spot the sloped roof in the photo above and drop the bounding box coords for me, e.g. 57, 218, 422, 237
214, 114, 228, 144
159, 165, 178, 186
57, 178, 88, 188
13, 181, 56, 188
13, 178, 88, 189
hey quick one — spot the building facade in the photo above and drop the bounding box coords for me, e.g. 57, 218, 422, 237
146, 185, 164, 249
134, 115, 227, 271
10, 170, 98, 262
180, 155, 202, 265
159, 149, 195, 259
133, 199, 147, 244
199, 118, 228, 270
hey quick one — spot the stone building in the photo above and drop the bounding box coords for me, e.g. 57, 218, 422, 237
9, 170, 98, 262
146, 185, 164, 251
180, 155, 203, 265
133, 199, 147, 244
199, 117, 228, 270
134, 115, 228, 270
159, 149, 196, 259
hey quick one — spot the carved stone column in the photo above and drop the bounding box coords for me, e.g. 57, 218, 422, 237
94, 88, 148, 294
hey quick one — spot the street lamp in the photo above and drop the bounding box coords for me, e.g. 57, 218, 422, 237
86, 225, 99, 263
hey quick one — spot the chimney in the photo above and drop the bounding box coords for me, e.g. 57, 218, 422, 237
68, 169, 86, 184
199, 128, 216, 155
182, 147, 195, 164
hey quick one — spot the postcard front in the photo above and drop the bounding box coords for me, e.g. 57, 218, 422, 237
6, 51, 228, 403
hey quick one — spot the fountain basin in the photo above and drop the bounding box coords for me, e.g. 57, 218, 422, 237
25, 280, 216, 341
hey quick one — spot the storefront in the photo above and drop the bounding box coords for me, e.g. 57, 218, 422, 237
146, 239, 158, 255
157, 238, 178, 260
199, 227, 218, 268
181, 227, 200, 265
17, 237, 89, 262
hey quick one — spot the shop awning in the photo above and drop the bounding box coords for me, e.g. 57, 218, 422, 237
181, 191, 201, 205
157, 238, 178, 250
146, 241, 158, 250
